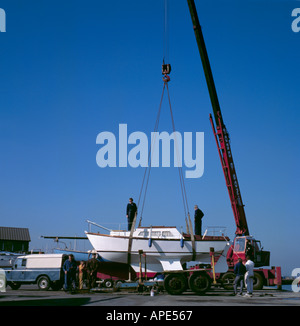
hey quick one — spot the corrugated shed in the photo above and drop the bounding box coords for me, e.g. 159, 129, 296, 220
0, 227, 31, 242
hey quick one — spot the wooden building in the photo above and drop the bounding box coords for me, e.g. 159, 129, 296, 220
0, 226, 31, 253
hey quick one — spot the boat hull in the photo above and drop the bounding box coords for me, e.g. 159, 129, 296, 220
85, 231, 229, 274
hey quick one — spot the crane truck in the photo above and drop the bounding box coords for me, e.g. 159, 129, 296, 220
187, 0, 282, 290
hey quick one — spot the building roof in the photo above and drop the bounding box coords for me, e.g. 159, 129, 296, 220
0, 227, 31, 242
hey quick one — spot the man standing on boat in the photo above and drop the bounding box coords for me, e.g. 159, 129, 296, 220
194, 205, 204, 236
126, 197, 137, 231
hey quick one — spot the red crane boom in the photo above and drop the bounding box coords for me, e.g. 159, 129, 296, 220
187, 0, 249, 236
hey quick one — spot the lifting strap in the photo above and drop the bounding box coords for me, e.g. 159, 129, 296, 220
127, 211, 137, 281
130, 0, 196, 262
137, 80, 166, 227
187, 212, 196, 261
137, 66, 193, 245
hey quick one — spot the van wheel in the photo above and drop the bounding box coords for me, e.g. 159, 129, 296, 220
37, 276, 50, 290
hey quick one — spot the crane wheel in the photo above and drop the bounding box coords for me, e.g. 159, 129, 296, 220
164, 273, 187, 295
221, 272, 236, 290
253, 272, 264, 290
188, 272, 211, 295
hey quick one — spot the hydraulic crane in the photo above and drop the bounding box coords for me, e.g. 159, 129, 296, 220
187, 0, 248, 236
187, 0, 271, 270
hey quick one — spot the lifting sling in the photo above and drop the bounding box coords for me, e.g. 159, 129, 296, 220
127, 0, 197, 269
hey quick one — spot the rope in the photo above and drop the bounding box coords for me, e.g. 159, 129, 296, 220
137, 78, 190, 227
163, 0, 169, 64
165, 82, 190, 217
137, 83, 166, 226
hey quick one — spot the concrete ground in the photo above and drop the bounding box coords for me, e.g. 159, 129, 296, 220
0, 285, 299, 306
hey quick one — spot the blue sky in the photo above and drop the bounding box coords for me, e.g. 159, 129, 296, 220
0, 0, 299, 276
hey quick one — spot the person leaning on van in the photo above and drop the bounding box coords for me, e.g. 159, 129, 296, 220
63, 254, 77, 292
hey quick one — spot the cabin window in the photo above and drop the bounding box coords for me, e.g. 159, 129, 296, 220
137, 230, 162, 238
138, 231, 149, 237
234, 237, 246, 252
152, 231, 161, 237
162, 231, 173, 237
254, 240, 261, 252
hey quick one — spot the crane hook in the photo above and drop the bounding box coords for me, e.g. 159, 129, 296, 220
162, 63, 171, 82
162, 74, 170, 82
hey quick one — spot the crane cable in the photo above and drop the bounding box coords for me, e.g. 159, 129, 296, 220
137, 0, 191, 232
137, 72, 191, 228
163, 0, 169, 64
137, 82, 166, 226
166, 81, 191, 228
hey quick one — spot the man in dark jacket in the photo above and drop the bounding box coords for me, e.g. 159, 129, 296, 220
86, 252, 99, 290
234, 258, 246, 295
126, 198, 137, 231
63, 254, 77, 292
194, 205, 204, 236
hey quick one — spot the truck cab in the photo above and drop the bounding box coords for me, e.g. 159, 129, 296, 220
230, 236, 270, 267
5, 254, 68, 290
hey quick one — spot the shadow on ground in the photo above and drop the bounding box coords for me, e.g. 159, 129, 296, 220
0, 297, 92, 306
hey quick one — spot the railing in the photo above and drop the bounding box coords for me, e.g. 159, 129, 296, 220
202, 226, 227, 239
86, 220, 128, 234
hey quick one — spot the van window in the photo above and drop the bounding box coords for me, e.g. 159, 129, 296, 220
15, 258, 26, 268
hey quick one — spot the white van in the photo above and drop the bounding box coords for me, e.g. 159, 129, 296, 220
5, 254, 68, 290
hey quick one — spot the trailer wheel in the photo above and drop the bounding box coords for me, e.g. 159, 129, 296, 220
103, 279, 114, 288
115, 280, 124, 287
221, 272, 235, 290
188, 272, 211, 295
253, 272, 264, 290
164, 274, 187, 295
37, 276, 50, 290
